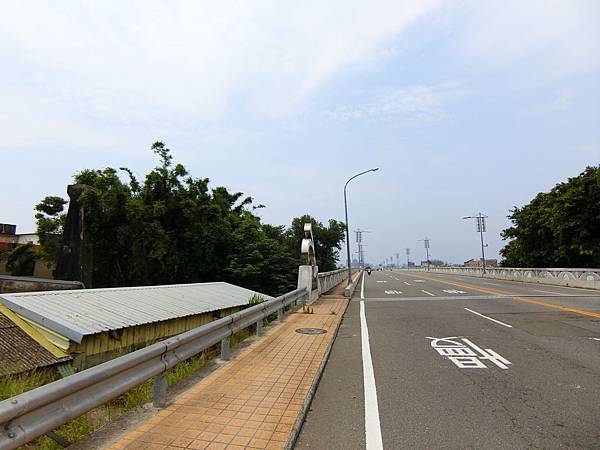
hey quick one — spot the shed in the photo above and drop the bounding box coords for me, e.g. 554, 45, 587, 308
0, 282, 271, 369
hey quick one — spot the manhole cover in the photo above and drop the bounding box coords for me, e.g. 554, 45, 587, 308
296, 328, 327, 335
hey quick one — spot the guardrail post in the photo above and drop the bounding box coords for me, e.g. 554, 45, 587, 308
277, 308, 284, 321
256, 319, 263, 336
153, 372, 167, 408
221, 337, 230, 361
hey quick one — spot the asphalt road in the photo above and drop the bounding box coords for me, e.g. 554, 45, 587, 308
296, 270, 600, 449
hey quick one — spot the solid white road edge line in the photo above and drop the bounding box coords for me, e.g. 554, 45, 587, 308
421, 290, 435, 296
360, 301, 384, 450
361, 271, 366, 299
464, 307, 513, 328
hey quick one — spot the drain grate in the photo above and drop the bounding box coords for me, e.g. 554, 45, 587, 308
295, 328, 327, 335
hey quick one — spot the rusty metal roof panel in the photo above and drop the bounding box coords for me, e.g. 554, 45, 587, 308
0, 313, 71, 376
0, 282, 271, 343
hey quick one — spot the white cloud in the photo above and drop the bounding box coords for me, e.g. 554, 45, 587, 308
321, 81, 464, 123
458, 0, 600, 81
0, 0, 440, 132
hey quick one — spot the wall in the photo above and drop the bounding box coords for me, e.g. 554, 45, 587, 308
0, 275, 83, 293
68, 306, 245, 370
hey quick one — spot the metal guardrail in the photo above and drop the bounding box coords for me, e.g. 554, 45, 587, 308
0, 287, 309, 450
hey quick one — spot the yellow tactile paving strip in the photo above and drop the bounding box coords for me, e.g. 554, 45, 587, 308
106, 291, 349, 450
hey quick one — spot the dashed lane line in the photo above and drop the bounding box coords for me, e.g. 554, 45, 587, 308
409, 274, 600, 320
464, 307, 513, 328
533, 289, 569, 297
421, 290, 435, 297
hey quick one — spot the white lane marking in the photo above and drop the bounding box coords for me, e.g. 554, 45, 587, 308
361, 271, 366, 300
404, 282, 411, 286
533, 289, 569, 296
376, 281, 387, 283
394, 277, 400, 281
384, 290, 403, 295
360, 301, 384, 450
421, 290, 435, 296
443, 289, 467, 294
589, 337, 600, 341
428, 336, 511, 369
413, 280, 425, 283
464, 307, 513, 328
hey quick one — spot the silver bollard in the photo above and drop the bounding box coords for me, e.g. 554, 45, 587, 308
221, 337, 230, 361
277, 308, 284, 321
153, 372, 167, 408
256, 319, 263, 336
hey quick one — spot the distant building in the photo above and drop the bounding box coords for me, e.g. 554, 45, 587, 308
464, 259, 498, 268
0, 223, 53, 278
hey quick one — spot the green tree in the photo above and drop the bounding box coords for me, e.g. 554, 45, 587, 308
500, 166, 600, 267
35, 142, 346, 295
285, 215, 346, 272
34, 196, 67, 266
3, 243, 37, 276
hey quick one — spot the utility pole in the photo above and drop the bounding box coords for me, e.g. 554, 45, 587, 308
396, 253, 399, 269
462, 213, 488, 274
405, 248, 410, 268
419, 238, 431, 271
355, 229, 371, 268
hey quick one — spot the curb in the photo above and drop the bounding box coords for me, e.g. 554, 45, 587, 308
284, 294, 352, 450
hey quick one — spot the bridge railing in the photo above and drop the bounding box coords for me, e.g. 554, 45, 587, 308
317, 268, 347, 294
0, 287, 309, 450
410, 266, 600, 290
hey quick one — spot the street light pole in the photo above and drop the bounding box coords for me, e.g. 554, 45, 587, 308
344, 168, 379, 285
462, 213, 488, 274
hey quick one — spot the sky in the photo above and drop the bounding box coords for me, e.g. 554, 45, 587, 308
1, 0, 599, 266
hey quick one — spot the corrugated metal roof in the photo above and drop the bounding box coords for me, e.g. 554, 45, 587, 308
0, 282, 271, 344
0, 312, 71, 376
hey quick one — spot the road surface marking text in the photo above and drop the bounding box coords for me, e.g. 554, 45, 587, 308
384, 290, 403, 295
360, 301, 384, 449
427, 336, 512, 369
421, 290, 435, 296
443, 289, 467, 294
464, 308, 513, 328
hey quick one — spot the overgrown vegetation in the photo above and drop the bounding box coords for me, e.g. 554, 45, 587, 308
36, 142, 345, 296
0, 243, 37, 276
500, 166, 600, 267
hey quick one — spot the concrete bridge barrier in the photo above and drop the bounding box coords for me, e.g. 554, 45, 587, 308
412, 266, 600, 290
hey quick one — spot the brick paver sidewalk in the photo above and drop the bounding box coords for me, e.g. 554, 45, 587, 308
105, 282, 351, 450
